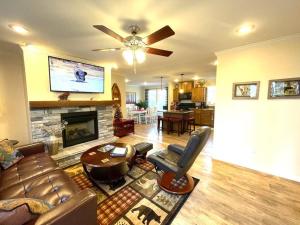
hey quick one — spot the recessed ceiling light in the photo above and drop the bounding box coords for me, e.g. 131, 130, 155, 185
237, 24, 255, 35
125, 79, 130, 83
174, 79, 179, 82
143, 82, 147, 86
8, 24, 29, 35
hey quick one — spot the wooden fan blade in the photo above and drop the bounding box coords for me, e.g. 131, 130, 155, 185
145, 47, 173, 57
144, 25, 175, 45
93, 25, 125, 42
92, 47, 123, 52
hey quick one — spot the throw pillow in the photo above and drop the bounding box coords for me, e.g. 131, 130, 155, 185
0, 204, 34, 225
0, 198, 53, 225
0, 139, 24, 169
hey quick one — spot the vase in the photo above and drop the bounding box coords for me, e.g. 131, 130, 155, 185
46, 135, 59, 155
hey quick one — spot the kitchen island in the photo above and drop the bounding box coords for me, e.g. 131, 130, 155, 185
193, 108, 214, 127
162, 110, 194, 134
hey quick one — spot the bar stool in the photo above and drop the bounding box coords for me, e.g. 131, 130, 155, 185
168, 117, 183, 136
157, 116, 170, 132
186, 117, 196, 135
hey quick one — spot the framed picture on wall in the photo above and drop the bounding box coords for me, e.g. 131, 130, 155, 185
232, 81, 260, 99
126, 92, 136, 104
268, 77, 300, 99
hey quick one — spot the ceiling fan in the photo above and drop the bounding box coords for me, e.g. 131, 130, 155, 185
92, 25, 175, 69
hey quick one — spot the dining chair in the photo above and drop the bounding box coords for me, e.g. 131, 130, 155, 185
127, 109, 139, 124
140, 108, 152, 124
150, 107, 158, 124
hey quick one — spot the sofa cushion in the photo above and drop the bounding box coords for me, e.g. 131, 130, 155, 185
0, 140, 24, 170
0, 153, 58, 191
0, 204, 35, 225
0, 170, 80, 207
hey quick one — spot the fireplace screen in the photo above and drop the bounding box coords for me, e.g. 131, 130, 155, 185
61, 111, 98, 147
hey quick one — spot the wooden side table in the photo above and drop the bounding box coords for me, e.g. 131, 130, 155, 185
113, 119, 135, 137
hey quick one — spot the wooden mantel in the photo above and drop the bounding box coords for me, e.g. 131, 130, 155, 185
29, 100, 120, 109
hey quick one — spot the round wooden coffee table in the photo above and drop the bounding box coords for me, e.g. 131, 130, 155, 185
80, 143, 136, 188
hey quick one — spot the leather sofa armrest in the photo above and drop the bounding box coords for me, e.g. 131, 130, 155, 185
15, 142, 45, 157
167, 144, 185, 155
35, 189, 98, 225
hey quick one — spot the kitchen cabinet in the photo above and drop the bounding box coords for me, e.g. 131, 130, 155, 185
194, 109, 214, 127
179, 81, 193, 93
192, 87, 207, 102
173, 88, 179, 102
194, 110, 201, 125
173, 80, 208, 103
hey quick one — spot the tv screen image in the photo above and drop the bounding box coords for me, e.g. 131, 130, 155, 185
48, 56, 104, 93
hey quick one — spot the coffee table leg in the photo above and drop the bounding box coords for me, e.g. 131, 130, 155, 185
82, 164, 89, 175
82, 163, 130, 190
82, 163, 100, 188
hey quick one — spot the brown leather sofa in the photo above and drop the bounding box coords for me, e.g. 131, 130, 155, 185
0, 142, 98, 225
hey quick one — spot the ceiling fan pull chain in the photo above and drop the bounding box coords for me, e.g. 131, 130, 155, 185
133, 51, 137, 74
133, 62, 136, 74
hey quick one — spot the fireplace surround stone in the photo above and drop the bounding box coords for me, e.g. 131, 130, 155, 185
29, 105, 117, 167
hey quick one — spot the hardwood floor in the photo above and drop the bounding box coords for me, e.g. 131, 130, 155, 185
118, 124, 300, 225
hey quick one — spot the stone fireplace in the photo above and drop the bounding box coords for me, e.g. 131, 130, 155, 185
29, 103, 117, 167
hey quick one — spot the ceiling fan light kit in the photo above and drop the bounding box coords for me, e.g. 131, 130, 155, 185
93, 24, 175, 73
122, 48, 146, 65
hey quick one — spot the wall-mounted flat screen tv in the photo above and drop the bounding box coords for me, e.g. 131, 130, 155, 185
48, 56, 104, 93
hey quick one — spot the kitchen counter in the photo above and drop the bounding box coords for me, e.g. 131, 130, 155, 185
164, 110, 194, 114
193, 108, 214, 127
193, 108, 214, 111
163, 111, 194, 134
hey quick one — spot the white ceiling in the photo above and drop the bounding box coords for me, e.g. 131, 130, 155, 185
1, 0, 300, 86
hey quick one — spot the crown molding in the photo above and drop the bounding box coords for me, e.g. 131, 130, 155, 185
215, 33, 300, 56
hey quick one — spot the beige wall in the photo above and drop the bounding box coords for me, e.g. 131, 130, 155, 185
214, 35, 300, 182
0, 41, 30, 144
205, 79, 216, 86
22, 47, 112, 101
125, 85, 144, 102
168, 82, 175, 109
111, 72, 126, 118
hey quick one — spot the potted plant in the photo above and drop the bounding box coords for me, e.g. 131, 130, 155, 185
113, 104, 123, 121
135, 100, 148, 110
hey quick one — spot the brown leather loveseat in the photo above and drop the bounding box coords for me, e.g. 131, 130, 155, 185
0, 142, 98, 225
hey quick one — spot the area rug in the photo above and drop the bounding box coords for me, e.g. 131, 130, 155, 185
65, 160, 199, 225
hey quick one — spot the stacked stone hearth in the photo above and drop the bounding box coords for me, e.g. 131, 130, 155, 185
30, 105, 117, 168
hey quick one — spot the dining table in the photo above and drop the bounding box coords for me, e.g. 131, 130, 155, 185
130, 109, 147, 124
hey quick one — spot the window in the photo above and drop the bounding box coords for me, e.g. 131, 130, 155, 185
126, 92, 136, 104
145, 88, 168, 111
